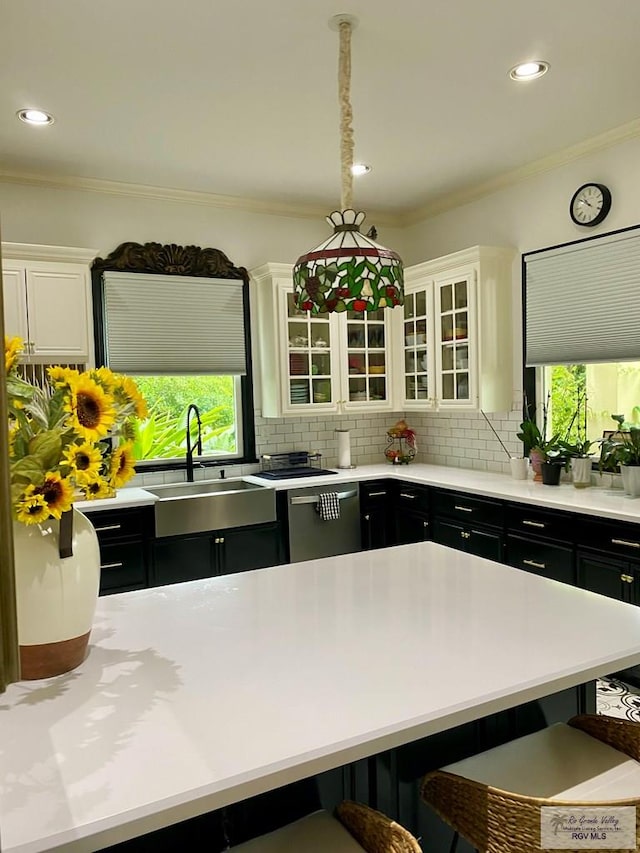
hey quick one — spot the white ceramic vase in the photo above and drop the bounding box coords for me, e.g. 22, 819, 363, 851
571, 457, 593, 489
621, 465, 640, 498
509, 457, 529, 480
13, 507, 101, 680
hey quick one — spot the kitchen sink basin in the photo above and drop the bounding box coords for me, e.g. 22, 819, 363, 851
147, 479, 276, 538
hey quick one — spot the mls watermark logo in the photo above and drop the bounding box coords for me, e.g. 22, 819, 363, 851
541, 806, 636, 849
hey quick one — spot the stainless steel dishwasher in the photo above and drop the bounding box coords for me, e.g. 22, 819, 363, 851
287, 481, 361, 563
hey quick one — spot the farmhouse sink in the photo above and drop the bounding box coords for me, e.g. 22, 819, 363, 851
147, 479, 276, 538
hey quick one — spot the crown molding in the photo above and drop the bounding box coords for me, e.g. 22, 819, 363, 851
2, 116, 639, 231
400, 117, 640, 226
1, 242, 98, 264
0, 169, 399, 227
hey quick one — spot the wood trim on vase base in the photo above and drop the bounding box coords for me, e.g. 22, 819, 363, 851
19, 631, 90, 680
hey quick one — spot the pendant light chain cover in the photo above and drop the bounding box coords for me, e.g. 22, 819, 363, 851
293, 17, 404, 314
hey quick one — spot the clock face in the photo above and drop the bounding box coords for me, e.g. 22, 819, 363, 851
570, 183, 612, 227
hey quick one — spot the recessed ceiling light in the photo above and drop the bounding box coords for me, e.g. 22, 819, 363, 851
509, 61, 549, 81
17, 108, 54, 125
351, 163, 371, 176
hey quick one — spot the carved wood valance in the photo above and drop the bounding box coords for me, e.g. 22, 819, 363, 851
92, 241, 249, 283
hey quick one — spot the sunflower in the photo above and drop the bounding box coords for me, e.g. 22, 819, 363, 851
91, 366, 118, 392
119, 376, 148, 419
32, 472, 75, 519
4, 336, 22, 373
16, 490, 50, 525
64, 375, 116, 441
63, 442, 103, 484
110, 442, 136, 489
47, 365, 80, 388
81, 477, 115, 501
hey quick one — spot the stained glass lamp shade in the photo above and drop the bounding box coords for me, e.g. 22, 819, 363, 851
293, 210, 403, 314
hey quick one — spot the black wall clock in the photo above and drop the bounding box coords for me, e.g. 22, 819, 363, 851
569, 182, 612, 227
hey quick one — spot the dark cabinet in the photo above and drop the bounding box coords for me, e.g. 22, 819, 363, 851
433, 517, 503, 562
431, 489, 503, 561
82, 505, 153, 595
506, 534, 575, 585
393, 482, 430, 545
360, 480, 394, 550
577, 550, 638, 605
153, 522, 283, 587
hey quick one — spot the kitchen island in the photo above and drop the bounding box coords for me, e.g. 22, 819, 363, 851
2, 542, 640, 852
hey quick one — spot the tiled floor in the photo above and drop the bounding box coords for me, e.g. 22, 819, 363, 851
597, 677, 640, 721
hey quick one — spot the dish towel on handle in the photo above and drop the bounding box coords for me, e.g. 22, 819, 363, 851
316, 492, 341, 521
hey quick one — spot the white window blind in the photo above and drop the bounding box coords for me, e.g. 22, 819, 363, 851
525, 227, 640, 366
102, 271, 247, 374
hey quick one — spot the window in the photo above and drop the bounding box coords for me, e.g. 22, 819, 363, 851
131, 375, 243, 463
541, 362, 640, 444
92, 243, 256, 469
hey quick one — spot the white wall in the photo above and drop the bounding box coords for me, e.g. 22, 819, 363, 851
2, 134, 639, 476
401, 134, 640, 471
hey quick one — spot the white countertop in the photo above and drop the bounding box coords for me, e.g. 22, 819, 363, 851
74, 487, 157, 513
2, 542, 640, 853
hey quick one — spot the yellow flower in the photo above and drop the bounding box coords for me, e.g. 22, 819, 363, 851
16, 491, 50, 525
119, 376, 148, 419
91, 366, 118, 392
4, 336, 22, 373
64, 375, 116, 441
32, 472, 75, 520
110, 442, 136, 489
63, 442, 103, 484
47, 365, 80, 388
81, 477, 115, 501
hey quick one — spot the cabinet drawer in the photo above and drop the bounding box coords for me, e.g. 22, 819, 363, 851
360, 480, 392, 507
506, 534, 575, 586
394, 481, 429, 513
433, 490, 503, 529
99, 542, 147, 594
507, 503, 574, 543
577, 518, 640, 560
83, 507, 152, 543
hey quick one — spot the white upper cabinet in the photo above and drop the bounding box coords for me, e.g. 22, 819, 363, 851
397, 246, 516, 413
2, 244, 96, 363
252, 263, 398, 417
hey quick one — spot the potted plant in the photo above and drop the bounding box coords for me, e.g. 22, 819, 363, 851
517, 394, 560, 481
601, 420, 640, 497
557, 394, 595, 488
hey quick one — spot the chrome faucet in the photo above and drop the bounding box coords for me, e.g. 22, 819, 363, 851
185, 404, 203, 482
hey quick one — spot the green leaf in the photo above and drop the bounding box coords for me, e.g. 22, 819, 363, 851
28, 431, 63, 471
10, 457, 44, 486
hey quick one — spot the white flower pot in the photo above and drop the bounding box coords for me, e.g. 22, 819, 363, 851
13, 508, 100, 680
510, 457, 529, 480
621, 465, 640, 498
571, 457, 593, 489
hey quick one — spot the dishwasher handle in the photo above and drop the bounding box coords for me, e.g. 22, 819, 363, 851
290, 489, 358, 506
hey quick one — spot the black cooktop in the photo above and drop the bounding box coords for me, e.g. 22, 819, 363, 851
254, 467, 339, 480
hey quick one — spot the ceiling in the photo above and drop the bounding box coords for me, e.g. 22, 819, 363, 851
2, 0, 640, 222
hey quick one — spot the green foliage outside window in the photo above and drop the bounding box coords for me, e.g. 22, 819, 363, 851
548, 364, 586, 443
130, 375, 237, 460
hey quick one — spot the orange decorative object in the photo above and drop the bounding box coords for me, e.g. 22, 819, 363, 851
385, 419, 417, 464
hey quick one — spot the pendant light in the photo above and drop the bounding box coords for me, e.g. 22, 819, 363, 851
293, 15, 404, 314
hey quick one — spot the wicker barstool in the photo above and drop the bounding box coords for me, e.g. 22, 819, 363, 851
230, 800, 421, 851
421, 715, 640, 853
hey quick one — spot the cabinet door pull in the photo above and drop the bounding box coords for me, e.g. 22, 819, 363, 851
612, 538, 640, 550
367, 490, 387, 497
399, 492, 416, 499
621, 573, 634, 584
460, 530, 471, 539
454, 505, 473, 513
364, 514, 370, 522
522, 520, 545, 529
94, 523, 122, 533
101, 561, 124, 570
523, 558, 546, 570
423, 520, 429, 528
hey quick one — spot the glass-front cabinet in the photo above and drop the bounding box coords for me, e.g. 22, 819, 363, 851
434, 271, 474, 407
252, 263, 395, 416
399, 246, 515, 413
